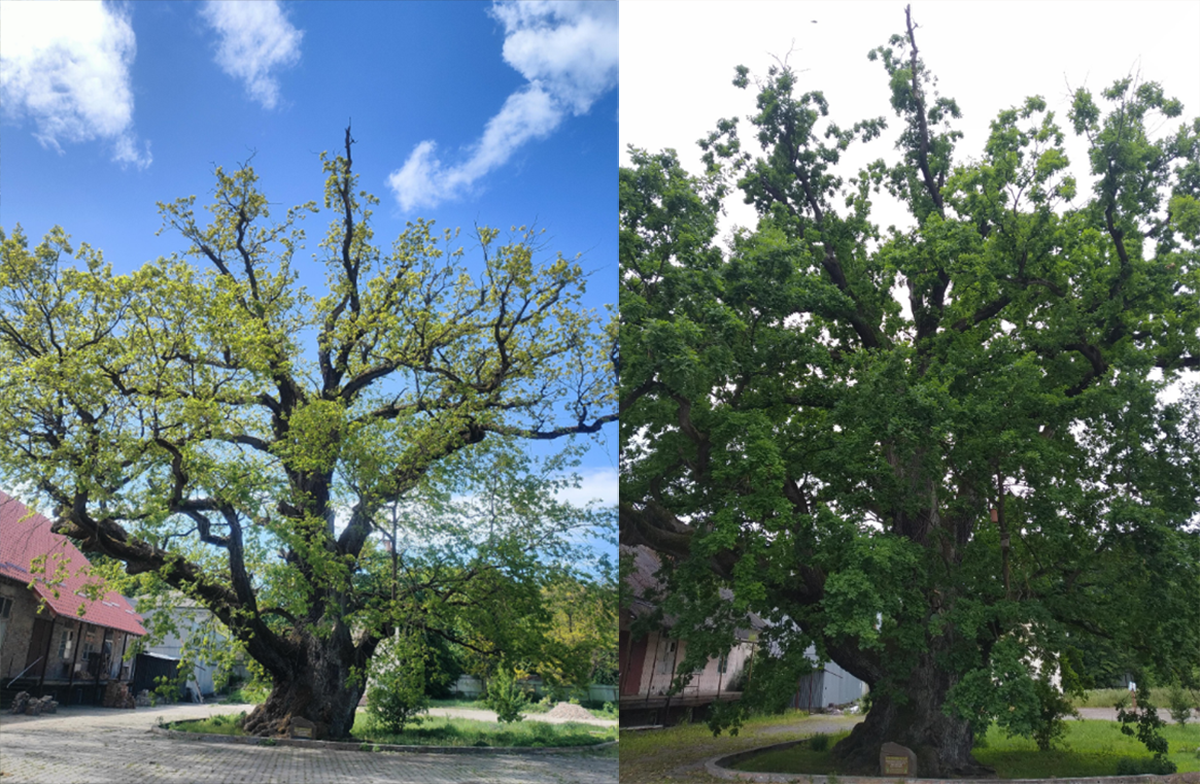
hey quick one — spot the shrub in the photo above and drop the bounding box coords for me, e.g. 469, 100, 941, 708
1115, 756, 1177, 775
366, 630, 429, 734
809, 733, 830, 752
484, 667, 529, 723
1166, 684, 1193, 727
1030, 677, 1078, 752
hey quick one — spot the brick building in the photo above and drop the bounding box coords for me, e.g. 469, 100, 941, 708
0, 490, 146, 706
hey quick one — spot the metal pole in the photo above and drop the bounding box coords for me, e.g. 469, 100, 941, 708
663, 638, 679, 723
36, 616, 56, 694
66, 620, 82, 697
92, 626, 104, 703
642, 632, 658, 708
118, 631, 130, 681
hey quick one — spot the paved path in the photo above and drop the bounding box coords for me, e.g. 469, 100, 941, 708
0, 703, 616, 784
1074, 706, 1170, 722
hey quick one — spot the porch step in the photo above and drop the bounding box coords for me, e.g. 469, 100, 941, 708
2, 679, 106, 708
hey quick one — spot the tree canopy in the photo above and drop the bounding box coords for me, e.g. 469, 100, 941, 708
620, 7, 1200, 775
0, 127, 616, 738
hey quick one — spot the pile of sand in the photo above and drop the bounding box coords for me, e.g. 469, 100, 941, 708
544, 702, 596, 721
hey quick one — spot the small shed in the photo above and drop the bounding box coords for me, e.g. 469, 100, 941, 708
790, 647, 868, 709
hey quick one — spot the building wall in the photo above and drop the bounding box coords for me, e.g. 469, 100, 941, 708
628, 630, 754, 698
791, 647, 868, 709
140, 605, 238, 695
0, 578, 38, 681
0, 579, 135, 685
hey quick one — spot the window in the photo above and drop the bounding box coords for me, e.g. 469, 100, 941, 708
57, 629, 75, 660
0, 596, 12, 619
82, 629, 96, 661
657, 640, 679, 675
718, 653, 729, 674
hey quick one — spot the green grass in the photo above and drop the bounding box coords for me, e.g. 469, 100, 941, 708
165, 713, 248, 736
972, 720, 1200, 777
620, 709, 812, 759
351, 713, 616, 747
729, 720, 1200, 778
165, 711, 616, 748
730, 732, 853, 773
218, 685, 268, 705
428, 697, 488, 710
1070, 686, 1200, 709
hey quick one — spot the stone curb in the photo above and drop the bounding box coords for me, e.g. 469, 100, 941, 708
149, 724, 617, 755
705, 741, 1169, 783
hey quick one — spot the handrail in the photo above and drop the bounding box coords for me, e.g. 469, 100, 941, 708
6, 657, 43, 688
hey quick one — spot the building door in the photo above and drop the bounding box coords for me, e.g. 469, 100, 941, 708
0, 596, 11, 671
25, 618, 53, 678
620, 631, 648, 696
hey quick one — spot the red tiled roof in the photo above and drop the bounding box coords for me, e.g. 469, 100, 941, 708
0, 490, 146, 637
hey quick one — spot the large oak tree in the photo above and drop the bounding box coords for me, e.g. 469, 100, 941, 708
620, 8, 1200, 776
0, 128, 616, 739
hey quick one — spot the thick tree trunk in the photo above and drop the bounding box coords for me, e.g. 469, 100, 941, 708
241, 629, 368, 740
830, 650, 992, 778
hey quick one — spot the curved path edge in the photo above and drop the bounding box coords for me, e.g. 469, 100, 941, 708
705, 741, 1189, 784
149, 725, 616, 755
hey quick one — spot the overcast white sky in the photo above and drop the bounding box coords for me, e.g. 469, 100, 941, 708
620, 1, 1200, 240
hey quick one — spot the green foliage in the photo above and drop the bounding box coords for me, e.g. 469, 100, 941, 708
1115, 755, 1178, 775
1168, 684, 1195, 727
1117, 689, 1171, 762
165, 715, 247, 736
0, 128, 614, 735
809, 733, 830, 752
350, 712, 615, 748
484, 666, 529, 723
366, 628, 429, 734
1029, 677, 1079, 752
621, 8, 1200, 768
152, 669, 186, 703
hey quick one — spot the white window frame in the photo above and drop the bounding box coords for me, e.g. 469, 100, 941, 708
58, 628, 75, 660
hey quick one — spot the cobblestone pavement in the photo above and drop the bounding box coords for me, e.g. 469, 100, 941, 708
0, 703, 617, 784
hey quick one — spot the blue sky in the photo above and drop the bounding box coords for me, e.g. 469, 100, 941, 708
0, 1, 617, 520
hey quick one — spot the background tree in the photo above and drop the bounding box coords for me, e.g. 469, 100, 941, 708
0, 128, 615, 739
540, 569, 619, 692
620, 7, 1200, 776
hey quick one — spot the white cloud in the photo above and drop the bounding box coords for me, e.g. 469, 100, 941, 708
0, 0, 151, 168
388, 0, 617, 211
492, 0, 618, 114
199, 0, 302, 110
555, 467, 617, 509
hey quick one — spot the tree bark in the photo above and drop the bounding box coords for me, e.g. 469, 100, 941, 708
830, 648, 992, 778
241, 625, 375, 739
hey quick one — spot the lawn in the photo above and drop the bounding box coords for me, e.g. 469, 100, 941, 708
730, 721, 1200, 778
1070, 686, 1200, 710
165, 711, 616, 748
619, 711, 863, 784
